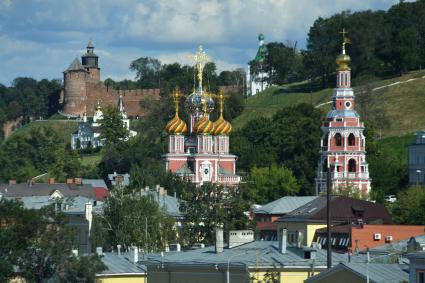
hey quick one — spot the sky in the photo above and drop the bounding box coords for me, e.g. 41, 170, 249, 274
0, 0, 401, 86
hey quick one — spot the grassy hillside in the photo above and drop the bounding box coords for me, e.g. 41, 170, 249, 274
8, 120, 78, 143
234, 70, 425, 137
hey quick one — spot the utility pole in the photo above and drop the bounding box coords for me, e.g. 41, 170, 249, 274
326, 168, 332, 269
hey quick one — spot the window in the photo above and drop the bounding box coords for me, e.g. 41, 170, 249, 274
348, 159, 356, 173
418, 270, 425, 283
322, 159, 328, 172
335, 133, 342, 146
348, 133, 355, 146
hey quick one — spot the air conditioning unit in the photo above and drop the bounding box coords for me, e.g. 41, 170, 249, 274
373, 233, 381, 240
385, 235, 393, 242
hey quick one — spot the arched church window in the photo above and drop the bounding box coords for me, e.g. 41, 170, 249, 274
335, 133, 342, 146
348, 159, 356, 173
348, 133, 355, 146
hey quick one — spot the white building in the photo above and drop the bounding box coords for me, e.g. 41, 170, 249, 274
247, 33, 269, 96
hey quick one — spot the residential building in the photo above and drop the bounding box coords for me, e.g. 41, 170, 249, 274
315, 31, 371, 196
369, 235, 425, 255
246, 33, 269, 96
163, 46, 240, 186
143, 228, 368, 283
96, 250, 147, 283
313, 224, 425, 253
407, 252, 425, 283
0, 180, 103, 253
253, 196, 317, 240
305, 262, 409, 283
277, 196, 393, 247
408, 131, 425, 185
107, 172, 130, 188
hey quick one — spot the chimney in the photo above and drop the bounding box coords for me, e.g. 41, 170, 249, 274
278, 227, 287, 254
145, 186, 149, 192
66, 178, 74, 184
96, 247, 103, 256
156, 184, 160, 192
71, 249, 78, 257
117, 244, 122, 256
215, 227, 224, 253
74, 177, 82, 185
48, 178, 55, 185
8, 180, 16, 185
229, 230, 254, 248
129, 246, 139, 263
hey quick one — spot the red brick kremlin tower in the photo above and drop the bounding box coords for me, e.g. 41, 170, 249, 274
315, 30, 371, 196
163, 46, 240, 186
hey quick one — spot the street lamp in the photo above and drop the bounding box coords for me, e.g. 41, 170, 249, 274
226, 252, 246, 283
416, 169, 422, 186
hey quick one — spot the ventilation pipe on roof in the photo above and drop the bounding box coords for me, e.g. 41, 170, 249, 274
129, 246, 139, 263
215, 227, 224, 253
96, 247, 103, 256
278, 227, 287, 254
117, 244, 122, 256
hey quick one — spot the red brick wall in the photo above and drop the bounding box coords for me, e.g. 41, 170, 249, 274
84, 82, 160, 117
351, 225, 425, 251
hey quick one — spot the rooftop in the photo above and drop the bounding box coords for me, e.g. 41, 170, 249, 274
144, 240, 367, 269
253, 196, 318, 215
98, 252, 146, 277
0, 183, 96, 199
278, 196, 393, 224
305, 262, 408, 283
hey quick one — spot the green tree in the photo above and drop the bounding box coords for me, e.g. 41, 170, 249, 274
98, 190, 175, 251
63, 254, 106, 283
99, 106, 129, 146
392, 186, 425, 224
179, 183, 253, 247
246, 164, 300, 204
0, 199, 106, 282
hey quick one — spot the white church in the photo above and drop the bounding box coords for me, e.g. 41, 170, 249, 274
247, 33, 269, 96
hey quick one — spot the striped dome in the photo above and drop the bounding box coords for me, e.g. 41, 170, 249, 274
195, 116, 214, 135
165, 114, 188, 135
213, 115, 232, 135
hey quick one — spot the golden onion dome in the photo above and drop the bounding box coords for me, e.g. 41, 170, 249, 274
165, 114, 188, 135
213, 115, 232, 135
336, 53, 351, 71
195, 116, 214, 135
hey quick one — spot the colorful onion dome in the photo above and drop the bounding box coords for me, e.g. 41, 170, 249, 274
165, 114, 188, 135
195, 116, 214, 135
185, 89, 215, 114
213, 115, 232, 135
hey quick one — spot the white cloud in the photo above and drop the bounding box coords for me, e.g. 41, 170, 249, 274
0, 0, 401, 85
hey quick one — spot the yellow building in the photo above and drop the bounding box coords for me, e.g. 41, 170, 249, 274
96, 251, 147, 283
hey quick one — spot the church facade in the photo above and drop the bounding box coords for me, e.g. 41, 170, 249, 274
61, 40, 159, 118
315, 31, 371, 196
163, 46, 240, 186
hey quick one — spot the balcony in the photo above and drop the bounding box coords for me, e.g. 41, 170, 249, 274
217, 175, 241, 184
316, 172, 369, 180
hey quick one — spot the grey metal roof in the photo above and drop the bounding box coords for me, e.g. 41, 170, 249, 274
3, 195, 103, 214
144, 241, 367, 269
253, 196, 318, 215
82, 179, 107, 188
0, 183, 96, 199
327, 109, 359, 119
66, 57, 86, 72
278, 196, 392, 224
98, 252, 146, 276
141, 191, 182, 218
370, 234, 425, 254
305, 263, 408, 283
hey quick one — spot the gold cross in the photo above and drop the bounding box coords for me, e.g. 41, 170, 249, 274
193, 45, 210, 91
